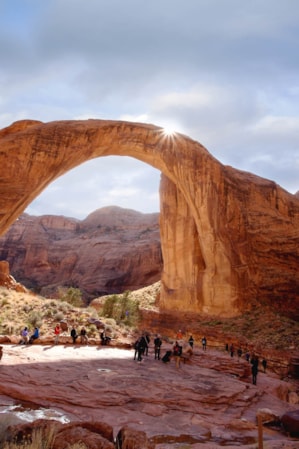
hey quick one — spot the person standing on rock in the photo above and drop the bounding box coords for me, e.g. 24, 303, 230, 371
176, 330, 183, 340
136, 334, 148, 362
173, 341, 183, 368
262, 358, 267, 373
54, 323, 61, 345
188, 335, 194, 349
202, 336, 207, 351
154, 334, 162, 360
251, 354, 259, 385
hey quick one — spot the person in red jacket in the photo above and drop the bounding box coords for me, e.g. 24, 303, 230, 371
54, 323, 61, 345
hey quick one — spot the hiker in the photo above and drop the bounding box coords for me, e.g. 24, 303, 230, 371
173, 341, 183, 368
70, 326, 78, 344
136, 334, 148, 362
251, 355, 259, 385
154, 334, 162, 360
176, 330, 183, 340
133, 338, 140, 360
80, 327, 88, 345
202, 336, 207, 351
161, 350, 172, 363
262, 358, 267, 373
29, 327, 39, 344
54, 324, 61, 345
237, 347, 243, 360
19, 327, 29, 345
230, 343, 235, 357
188, 335, 194, 349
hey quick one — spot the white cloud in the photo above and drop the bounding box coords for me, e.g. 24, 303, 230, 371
0, 0, 298, 218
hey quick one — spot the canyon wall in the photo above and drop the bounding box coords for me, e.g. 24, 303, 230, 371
0, 119, 298, 317
0, 207, 162, 301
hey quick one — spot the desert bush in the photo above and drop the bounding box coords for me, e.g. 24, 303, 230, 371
2, 424, 57, 449
53, 311, 64, 322
22, 304, 32, 313
28, 311, 43, 329
1, 322, 16, 335
1, 298, 9, 307
57, 287, 84, 307
102, 291, 140, 326
87, 324, 97, 337
42, 308, 53, 318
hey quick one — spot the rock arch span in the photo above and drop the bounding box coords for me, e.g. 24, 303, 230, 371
0, 119, 299, 317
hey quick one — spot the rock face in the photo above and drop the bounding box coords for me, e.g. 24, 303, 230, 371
0, 207, 162, 300
0, 119, 299, 317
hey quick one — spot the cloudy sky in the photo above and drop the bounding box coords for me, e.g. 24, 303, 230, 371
1, 1, 299, 219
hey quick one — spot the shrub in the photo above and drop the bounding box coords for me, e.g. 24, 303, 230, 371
57, 287, 84, 307
102, 291, 140, 326
28, 311, 43, 329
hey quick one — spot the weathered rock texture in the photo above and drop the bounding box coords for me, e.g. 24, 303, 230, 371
0, 345, 298, 448
0, 119, 299, 317
0, 207, 162, 300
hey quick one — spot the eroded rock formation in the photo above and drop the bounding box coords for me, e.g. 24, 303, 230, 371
0, 207, 162, 300
0, 119, 298, 317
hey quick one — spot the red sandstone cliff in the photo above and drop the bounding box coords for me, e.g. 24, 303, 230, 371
0, 206, 162, 301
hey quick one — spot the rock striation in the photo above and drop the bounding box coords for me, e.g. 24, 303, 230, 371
0, 207, 162, 300
0, 119, 298, 317
0, 345, 298, 448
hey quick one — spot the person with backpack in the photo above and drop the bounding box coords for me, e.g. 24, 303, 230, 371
173, 341, 183, 368
136, 334, 148, 362
154, 335, 162, 360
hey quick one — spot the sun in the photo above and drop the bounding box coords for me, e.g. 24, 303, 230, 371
162, 125, 177, 137
162, 126, 176, 136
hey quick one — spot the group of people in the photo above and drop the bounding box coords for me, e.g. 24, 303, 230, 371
133, 331, 197, 368
225, 342, 268, 385
19, 323, 111, 346
19, 326, 39, 345
133, 330, 268, 383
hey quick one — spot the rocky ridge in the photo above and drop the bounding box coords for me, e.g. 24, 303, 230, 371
0, 206, 162, 301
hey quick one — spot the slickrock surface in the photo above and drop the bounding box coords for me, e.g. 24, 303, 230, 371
0, 119, 299, 317
0, 344, 298, 448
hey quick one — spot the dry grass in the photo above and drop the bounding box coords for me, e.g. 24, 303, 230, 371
0, 286, 136, 341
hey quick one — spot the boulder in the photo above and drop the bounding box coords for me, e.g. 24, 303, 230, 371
281, 409, 299, 436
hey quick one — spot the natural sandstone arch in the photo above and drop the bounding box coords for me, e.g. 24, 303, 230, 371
0, 119, 299, 318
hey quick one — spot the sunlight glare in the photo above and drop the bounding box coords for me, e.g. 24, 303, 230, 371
162, 125, 177, 137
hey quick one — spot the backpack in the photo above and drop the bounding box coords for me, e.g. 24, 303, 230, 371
173, 345, 182, 356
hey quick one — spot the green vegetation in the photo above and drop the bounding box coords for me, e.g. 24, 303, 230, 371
57, 287, 84, 307
102, 290, 140, 326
